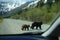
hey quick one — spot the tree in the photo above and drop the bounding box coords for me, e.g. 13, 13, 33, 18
36, 0, 44, 8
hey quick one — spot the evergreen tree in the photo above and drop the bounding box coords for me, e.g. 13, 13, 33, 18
36, 0, 44, 8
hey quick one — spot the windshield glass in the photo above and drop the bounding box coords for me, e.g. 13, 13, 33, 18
0, 0, 60, 35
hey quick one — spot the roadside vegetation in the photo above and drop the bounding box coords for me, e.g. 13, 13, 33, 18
10, 0, 60, 24
0, 16, 3, 23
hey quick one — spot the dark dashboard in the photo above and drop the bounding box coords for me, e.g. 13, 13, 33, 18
0, 35, 48, 40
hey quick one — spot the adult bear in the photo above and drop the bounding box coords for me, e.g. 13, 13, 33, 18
21, 24, 30, 30
31, 21, 43, 30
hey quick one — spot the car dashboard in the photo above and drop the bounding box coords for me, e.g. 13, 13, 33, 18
0, 35, 48, 40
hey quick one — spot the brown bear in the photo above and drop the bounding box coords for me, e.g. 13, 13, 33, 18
21, 24, 30, 30
31, 21, 43, 30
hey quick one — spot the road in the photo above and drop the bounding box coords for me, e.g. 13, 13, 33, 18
0, 19, 50, 35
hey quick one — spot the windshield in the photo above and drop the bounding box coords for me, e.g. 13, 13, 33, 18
0, 0, 60, 35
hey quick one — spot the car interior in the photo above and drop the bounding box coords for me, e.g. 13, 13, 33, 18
0, 0, 60, 40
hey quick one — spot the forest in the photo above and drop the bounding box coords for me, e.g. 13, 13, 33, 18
0, 0, 60, 24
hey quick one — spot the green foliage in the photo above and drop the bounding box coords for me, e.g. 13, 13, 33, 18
10, 1, 60, 24
10, 14, 20, 19
0, 16, 3, 23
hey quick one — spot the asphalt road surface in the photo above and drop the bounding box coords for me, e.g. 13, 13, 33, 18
0, 19, 50, 35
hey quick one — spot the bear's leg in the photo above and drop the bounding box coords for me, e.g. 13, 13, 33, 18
27, 27, 29, 30
32, 27, 34, 29
31, 25, 35, 29
21, 28, 23, 30
22, 27, 24, 30
25, 28, 26, 30
36, 26, 38, 30
39, 26, 42, 30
